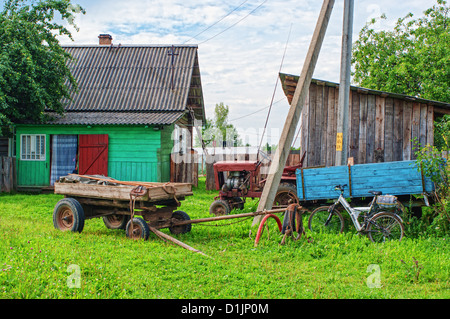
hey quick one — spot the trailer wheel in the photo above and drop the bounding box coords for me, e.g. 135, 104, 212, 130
126, 218, 150, 240
103, 214, 130, 230
209, 199, 231, 216
53, 198, 85, 233
273, 183, 299, 208
169, 211, 192, 235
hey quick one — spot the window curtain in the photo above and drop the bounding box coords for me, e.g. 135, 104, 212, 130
50, 135, 78, 185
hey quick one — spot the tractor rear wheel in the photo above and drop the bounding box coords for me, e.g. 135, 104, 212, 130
273, 183, 299, 208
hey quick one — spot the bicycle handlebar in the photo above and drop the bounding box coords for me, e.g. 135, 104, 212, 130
334, 184, 347, 192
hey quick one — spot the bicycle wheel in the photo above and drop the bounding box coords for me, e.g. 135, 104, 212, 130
367, 212, 404, 243
308, 206, 344, 234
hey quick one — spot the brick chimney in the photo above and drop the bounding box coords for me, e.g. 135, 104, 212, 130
98, 34, 112, 45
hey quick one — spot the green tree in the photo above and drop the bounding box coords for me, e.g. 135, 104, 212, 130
0, 0, 85, 135
195, 103, 243, 147
352, 0, 450, 103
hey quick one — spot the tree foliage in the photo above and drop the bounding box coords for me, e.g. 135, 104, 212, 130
352, 0, 450, 103
196, 102, 243, 147
0, 0, 85, 135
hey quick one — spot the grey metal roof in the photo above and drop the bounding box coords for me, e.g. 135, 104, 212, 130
45, 44, 205, 125
46, 111, 184, 125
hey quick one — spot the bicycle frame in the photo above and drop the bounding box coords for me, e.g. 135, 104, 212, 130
329, 191, 377, 232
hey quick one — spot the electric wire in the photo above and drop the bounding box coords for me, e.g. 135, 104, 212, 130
257, 23, 293, 157
198, 0, 269, 45
183, 0, 250, 44
228, 97, 285, 122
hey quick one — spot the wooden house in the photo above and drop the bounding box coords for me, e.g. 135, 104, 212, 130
14, 35, 205, 190
280, 73, 450, 168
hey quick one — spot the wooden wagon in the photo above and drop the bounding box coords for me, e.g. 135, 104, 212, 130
295, 160, 435, 213
52, 174, 194, 240
52, 174, 289, 253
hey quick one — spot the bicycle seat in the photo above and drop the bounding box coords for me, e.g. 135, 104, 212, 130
369, 190, 382, 196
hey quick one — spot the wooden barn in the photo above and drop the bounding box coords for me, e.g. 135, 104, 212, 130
280, 73, 450, 168
14, 35, 205, 190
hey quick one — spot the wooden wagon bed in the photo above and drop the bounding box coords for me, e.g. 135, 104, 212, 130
54, 174, 193, 203
295, 160, 434, 210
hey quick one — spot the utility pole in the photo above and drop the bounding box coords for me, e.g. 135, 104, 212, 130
335, 0, 354, 166
252, 0, 335, 226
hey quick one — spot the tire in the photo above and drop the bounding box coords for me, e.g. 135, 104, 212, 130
53, 198, 85, 233
169, 211, 192, 235
126, 218, 150, 240
367, 212, 404, 243
273, 183, 299, 208
209, 199, 231, 216
103, 214, 130, 230
308, 206, 344, 234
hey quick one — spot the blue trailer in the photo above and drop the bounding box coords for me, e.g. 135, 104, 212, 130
295, 160, 434, 212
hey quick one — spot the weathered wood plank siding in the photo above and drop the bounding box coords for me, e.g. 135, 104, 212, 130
282, 77, 437, 167
0, 156, 15, 192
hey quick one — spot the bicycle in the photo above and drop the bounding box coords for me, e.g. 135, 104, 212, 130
308, 184, 405, 243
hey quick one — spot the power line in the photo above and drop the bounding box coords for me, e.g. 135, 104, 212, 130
183, 0, 250, 44
257, 23, 292, 155
228, 97, 285, 122
198, 0, 269, 45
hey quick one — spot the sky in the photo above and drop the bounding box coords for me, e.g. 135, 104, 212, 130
38, 0, 441, 147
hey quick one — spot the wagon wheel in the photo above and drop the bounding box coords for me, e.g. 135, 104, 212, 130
169, 211, 192, 235
103, 214, 130, 230
209, 199, 231, 216
273, 183, 299, 208
53, 198, 85, 233
126, 218, 150, 240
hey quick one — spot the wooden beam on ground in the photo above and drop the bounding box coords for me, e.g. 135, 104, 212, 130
148, 226, 210, 258
252, 0, 335, 226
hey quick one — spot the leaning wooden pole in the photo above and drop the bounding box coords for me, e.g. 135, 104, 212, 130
253, 0, 335, 226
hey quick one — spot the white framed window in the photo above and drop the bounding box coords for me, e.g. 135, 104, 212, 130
21, 134, 46, 161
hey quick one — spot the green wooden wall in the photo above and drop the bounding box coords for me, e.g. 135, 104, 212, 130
15, 124, 173, 187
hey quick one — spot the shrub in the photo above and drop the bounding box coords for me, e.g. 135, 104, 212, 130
413, 118, 450, 236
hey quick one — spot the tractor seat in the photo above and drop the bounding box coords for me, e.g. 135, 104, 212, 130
369, 190, 382, 196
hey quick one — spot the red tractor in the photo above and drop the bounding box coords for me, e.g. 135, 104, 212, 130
209, 152, 305, 216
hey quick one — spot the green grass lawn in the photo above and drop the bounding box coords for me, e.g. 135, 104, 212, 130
0, 177, 449, 299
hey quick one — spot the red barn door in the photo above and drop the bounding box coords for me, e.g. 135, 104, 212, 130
78, 134, 108, 176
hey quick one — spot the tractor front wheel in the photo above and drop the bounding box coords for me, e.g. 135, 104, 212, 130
209, 199, 231, 216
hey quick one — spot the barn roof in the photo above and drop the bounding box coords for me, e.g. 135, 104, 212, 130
46, 44, 205, 125
280, 73, 450, 113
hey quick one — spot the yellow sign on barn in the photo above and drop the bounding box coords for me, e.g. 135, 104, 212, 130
336, 133, 343, 152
